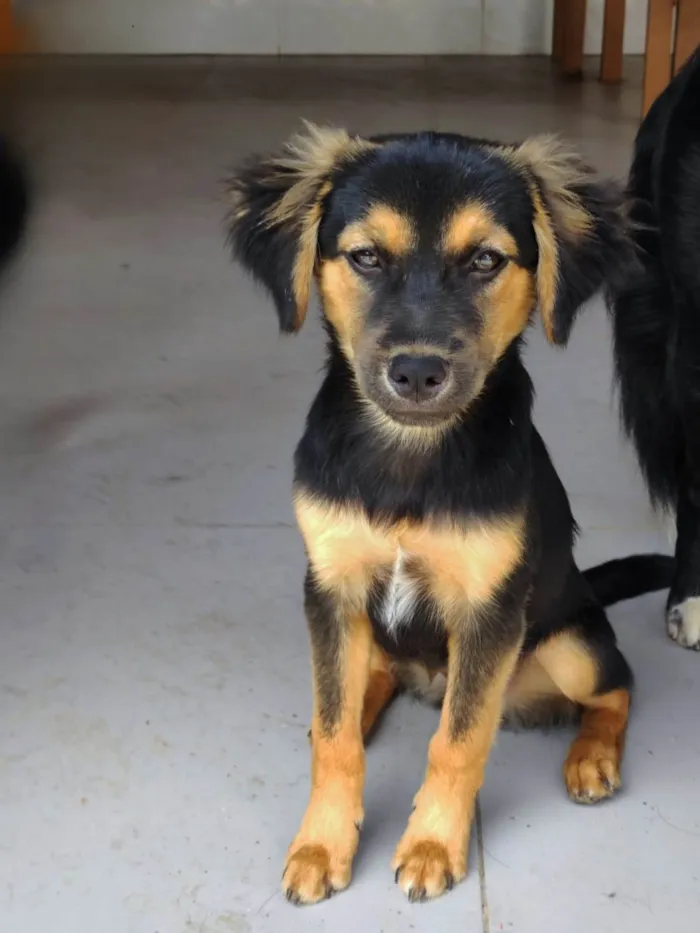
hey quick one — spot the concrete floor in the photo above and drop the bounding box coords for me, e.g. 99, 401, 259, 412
1, 57, 699, 933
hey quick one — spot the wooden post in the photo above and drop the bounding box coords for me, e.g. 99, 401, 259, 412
0, 0, 15, 55
562, 0, 588, 77
553, 0, 566, 63
642, 0, 676, 115
600, 0, 626, 83
0, 0, 33, 56
674, 0, 700, 74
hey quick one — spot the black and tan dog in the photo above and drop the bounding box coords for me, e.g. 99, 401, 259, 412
611, 47, 700, 650
226, 126, 672, 905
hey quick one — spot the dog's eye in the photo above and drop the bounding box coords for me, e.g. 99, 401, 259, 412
468, 249, 505, 275
348, 248, 382, 272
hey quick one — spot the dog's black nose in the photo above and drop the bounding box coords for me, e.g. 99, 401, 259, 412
387, 354, 450, 401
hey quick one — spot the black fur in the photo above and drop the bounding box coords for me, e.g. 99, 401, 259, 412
583, 554, 674, 607
548, 176, 638, 345
0, 136, 29, 275
227, 155, 313, 333
610, 47, 700, 647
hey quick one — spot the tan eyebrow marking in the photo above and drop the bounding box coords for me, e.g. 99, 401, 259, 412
338, 204, 416, 256
443, 203, 518, 257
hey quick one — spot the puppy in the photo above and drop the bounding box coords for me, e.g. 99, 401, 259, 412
611, 47, 700, 650
227, 126, 671, 904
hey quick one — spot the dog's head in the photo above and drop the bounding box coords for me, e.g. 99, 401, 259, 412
227, 126, 631, 428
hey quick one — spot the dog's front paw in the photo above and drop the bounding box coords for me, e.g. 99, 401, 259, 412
282, 843, 352, 906
392, 838, 465, 902
667, 597, 700, 650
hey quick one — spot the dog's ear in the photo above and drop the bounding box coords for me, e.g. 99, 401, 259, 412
226, 123, 375, 334
511, 136, 633, 346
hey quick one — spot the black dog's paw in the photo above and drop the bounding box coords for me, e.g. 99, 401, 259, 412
667, 598, 700, 651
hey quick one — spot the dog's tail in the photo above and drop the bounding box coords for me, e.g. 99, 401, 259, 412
0, 136, 29, 273
583, 553, 674, 607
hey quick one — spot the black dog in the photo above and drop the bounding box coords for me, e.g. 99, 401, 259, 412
227, 126, 671, 904
0, 135, 28, 275
611, 47, 700, 650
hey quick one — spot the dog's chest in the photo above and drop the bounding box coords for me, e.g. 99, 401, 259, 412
367, 544, 446, 659
377, 546, 422, 633
295, 493, 525, 639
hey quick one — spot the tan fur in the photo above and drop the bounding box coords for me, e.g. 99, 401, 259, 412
400, 653, 562, 709
283, 612, 372, 904
323, 206, 414, 354
306, 637, 399, 744
500, 135, 596, 344
503, 653, 579, 729
564, 689, 629, 803
441, 204, 537, 360
290, 191, 329, 332
266, 123, 376, 227
294, 494, 397, 609
339, 204, 416, 256
396, 654, 582, 730
362, 401, 459, 454
318, 256, 372, 360
406, 515, 525, 612
442, 203, 518, 256
398, 660, 448, 705
534, 631, 630, 803
441, 199, 550, 355
294, 492, 526, 613
509, 135, 593, 238
529, 186, 560, 342
506, 654, 561, 707
480, 262, 536, 361
535, 631, 599, 700
361, 642, 399, 737
365, 398, 460, 452
393, 641, 522, 898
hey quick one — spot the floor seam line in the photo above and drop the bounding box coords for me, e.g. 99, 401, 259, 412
476, 795, 490, 933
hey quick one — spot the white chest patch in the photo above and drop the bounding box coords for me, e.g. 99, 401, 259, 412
381, 547, 420, 634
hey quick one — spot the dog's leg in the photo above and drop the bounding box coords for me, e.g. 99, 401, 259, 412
282, 576, 372, 906
666, 319, 700, 648
360, 641, 398, 739
667, 481, 700, 650
393, 598, 523, 902
535, 618, 633, 803
306, 639, 398, 746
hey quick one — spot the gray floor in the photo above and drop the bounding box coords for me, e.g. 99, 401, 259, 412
1, 57, 699, 933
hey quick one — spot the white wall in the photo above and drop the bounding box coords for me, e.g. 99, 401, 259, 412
25, 0, 650, 56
